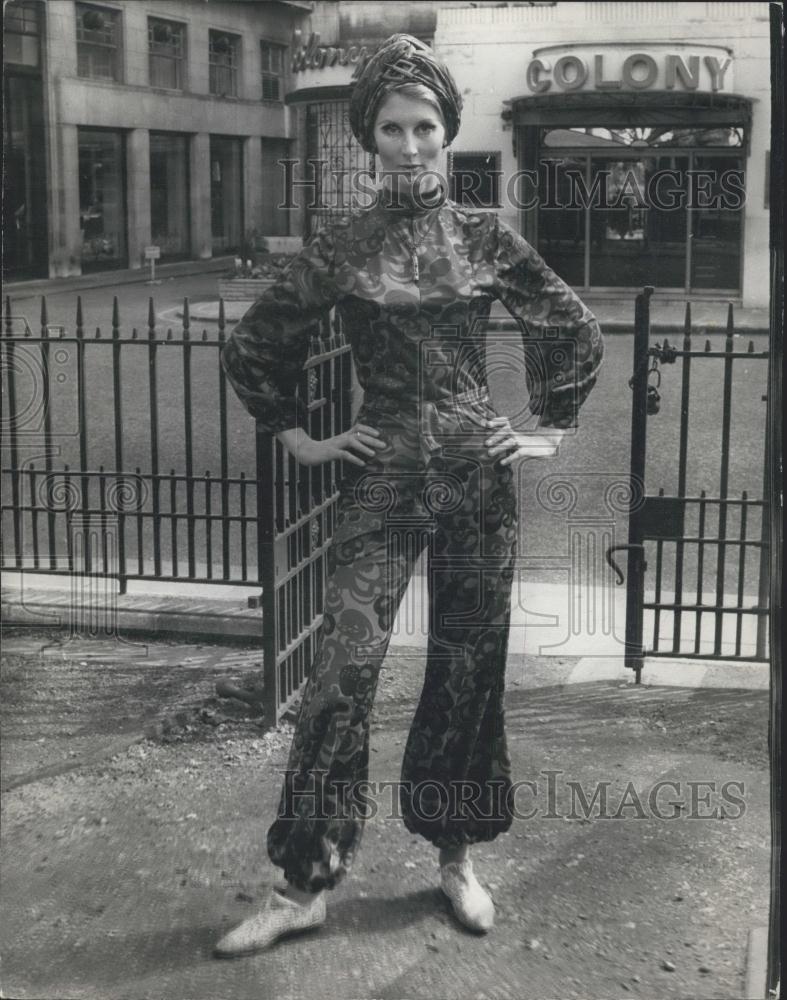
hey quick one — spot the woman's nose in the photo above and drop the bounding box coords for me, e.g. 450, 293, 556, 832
401, 132, 418, 157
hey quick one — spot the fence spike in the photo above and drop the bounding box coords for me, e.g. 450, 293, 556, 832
131, 327, 138, 340
202, 329, 208, 342
95, 327, 101, 339
148, 298, 156, 336
112, 296, 120, 336
704, 339, 712, 352
166, 329, 173, 341
39, 295, 48, 336
726, 302, 734, 338
748, 340, 755, 353
218, 297, 226, 335
182, 298, 190, 333
75, 296, 84, 336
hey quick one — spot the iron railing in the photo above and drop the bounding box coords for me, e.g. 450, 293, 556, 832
608, 287, 770, 680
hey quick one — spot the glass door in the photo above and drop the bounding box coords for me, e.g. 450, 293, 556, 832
210, 135, 243, 254
689, 155, 744, 291
536, 155, 586, 286
150, 132, 190, 259
589, 156, 688, 289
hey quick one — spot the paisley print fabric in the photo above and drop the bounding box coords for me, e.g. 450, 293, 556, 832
267, 390, 518, 892
221, 193, 605, 893
221, 194, 605, 432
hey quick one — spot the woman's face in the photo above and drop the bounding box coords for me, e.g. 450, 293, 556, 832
372, 91, 446, 196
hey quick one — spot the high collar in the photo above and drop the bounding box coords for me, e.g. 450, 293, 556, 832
373, 177, 448, 218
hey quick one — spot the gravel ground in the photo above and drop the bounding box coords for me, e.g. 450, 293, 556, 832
0, 630, 772, 1000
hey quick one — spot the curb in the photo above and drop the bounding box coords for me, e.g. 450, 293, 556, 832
4, 256, 236, 298
0, 596, 263, 645
744, 926, 769, 999
483, 318, 770, 336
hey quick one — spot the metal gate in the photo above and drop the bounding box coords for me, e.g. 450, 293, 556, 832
256, 311, 353, 728
607, 286, 770, 681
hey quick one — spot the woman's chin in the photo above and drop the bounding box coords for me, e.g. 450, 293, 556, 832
382, 172, 442, 200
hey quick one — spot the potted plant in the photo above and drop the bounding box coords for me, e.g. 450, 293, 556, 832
217, 231, 295, 301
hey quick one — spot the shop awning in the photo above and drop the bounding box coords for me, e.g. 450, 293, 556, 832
506, 91, 754, 127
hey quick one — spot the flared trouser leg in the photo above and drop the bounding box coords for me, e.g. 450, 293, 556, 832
400, 444, 518, 846
266, 481, 426, 893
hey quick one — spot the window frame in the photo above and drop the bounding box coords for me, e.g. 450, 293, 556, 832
260, 39, 286, 103
208, 29, 241, 99
75, 1, 123, 83
147, 15, 187, 92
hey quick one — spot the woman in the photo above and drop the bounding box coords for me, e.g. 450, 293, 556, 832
215, 33, 604, 957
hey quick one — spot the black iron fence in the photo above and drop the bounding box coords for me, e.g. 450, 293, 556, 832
607, 287, 770, 680
1, 294, 353, 722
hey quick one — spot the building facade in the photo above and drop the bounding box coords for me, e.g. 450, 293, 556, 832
3, 0, 310, 280
4, 1, 772, 308
287, 0, 772, 308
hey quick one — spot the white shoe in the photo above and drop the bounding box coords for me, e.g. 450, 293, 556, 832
440, 859, 495, 933
214, 887, 326, 957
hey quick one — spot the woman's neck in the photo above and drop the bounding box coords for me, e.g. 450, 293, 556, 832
376, 176, 447, 215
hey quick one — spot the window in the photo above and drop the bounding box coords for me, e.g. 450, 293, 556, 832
535, 123, 747, 292
450, 152, 501, 207
260, 41, 285, 101
3, 0, 42, 69
209, 30, 240, 97
78, 127, 127, 270
148, 17, 185, 90
76, 3, 121, 82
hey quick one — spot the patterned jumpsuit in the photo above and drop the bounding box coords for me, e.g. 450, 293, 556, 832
221, 193, 604, 893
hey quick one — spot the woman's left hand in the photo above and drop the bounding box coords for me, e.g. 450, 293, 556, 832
485, 416, 567, 465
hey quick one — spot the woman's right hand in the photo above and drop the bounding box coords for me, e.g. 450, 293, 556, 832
277, 424, 386, 467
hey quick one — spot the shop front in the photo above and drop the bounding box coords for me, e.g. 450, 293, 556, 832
510, 44, 751, 296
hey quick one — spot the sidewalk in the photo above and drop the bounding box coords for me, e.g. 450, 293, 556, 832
0, 630, 771, 1000
4, 261, 771, 335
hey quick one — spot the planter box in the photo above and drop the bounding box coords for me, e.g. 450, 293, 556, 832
217, 277, 276, 301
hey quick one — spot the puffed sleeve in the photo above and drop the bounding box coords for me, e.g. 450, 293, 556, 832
490, 215, 604, 428
221, 225, 338, 433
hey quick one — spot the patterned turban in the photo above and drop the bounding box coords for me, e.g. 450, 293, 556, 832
349, 34, 463, 153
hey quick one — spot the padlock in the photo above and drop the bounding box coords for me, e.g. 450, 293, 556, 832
646, 384, 661, 414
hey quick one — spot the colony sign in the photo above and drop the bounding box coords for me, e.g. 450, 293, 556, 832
526, 44, 733, 94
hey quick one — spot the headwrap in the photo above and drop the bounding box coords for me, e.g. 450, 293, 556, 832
349, 34, 463, 154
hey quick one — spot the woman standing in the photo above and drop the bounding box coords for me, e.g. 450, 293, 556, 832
215, 33, 604, 957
